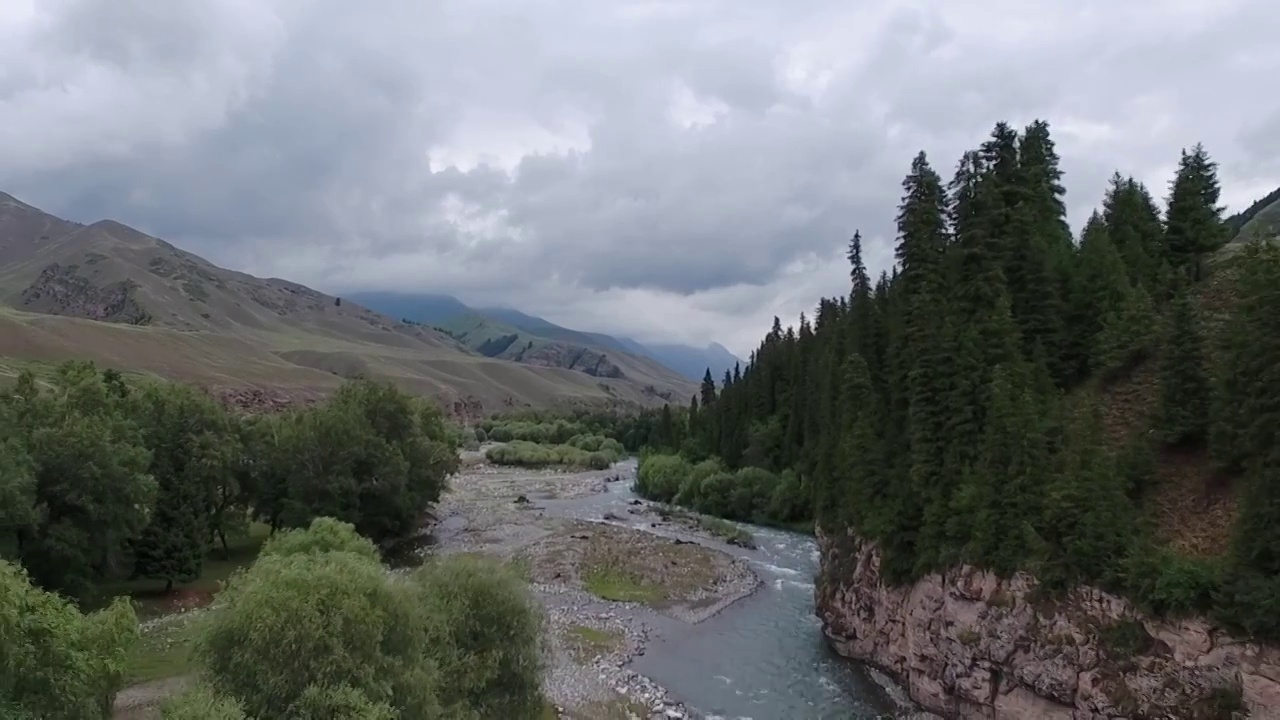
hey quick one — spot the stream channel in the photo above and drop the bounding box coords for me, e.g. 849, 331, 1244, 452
537, 461, 895, 720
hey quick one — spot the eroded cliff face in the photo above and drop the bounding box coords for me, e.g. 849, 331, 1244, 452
814, 530, 1280, 719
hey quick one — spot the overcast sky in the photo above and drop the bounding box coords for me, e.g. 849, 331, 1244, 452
2, 0, 1278, 357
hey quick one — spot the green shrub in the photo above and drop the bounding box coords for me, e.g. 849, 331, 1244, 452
260, 517, 379, 561
161, 684, 247, 720
1124, 544, 1220, 617
198, 549, 443, 719
484, 441, 617, 469
0, 559, 138, 719
635, 454, 691, 502
411, 555, 544, 718
673, 458, 723, 507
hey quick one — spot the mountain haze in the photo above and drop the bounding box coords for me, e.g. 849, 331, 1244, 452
347, 291, 743, 382
0, 193, 696, 415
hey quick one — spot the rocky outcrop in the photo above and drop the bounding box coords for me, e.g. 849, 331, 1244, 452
20, 262, 151, 324
519, 343, 626, 379
815, 530, 1279, 719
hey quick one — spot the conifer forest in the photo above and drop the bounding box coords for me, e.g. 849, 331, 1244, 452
634, 120, 1280, 641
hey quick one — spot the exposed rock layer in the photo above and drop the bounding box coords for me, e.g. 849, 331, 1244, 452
814, 530, 1280, 719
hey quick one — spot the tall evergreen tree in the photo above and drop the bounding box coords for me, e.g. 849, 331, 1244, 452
1065, 213, 1132, 381
893, 150, 953, 574
1102, 174, 1165, 290
1164, 144, 1226, 280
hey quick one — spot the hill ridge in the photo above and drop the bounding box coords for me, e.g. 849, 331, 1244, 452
0, 192, 697, 415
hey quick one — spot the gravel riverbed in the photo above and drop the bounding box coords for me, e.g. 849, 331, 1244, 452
432, 455, 764, 720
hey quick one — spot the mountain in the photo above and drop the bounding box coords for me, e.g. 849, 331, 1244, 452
340, 291, 472, 326
634, 341, 741, 382
1225, 186, 1280, 238
349, 291, 743, 383
0, 192, 696, 415
1217, 188, 1280, 261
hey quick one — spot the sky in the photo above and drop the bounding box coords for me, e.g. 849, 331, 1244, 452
1, 0, 1278, 358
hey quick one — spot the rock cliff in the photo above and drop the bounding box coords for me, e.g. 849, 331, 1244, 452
814, 530, 1280, 719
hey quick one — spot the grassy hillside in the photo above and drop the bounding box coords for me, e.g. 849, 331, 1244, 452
0, 192, 696, 415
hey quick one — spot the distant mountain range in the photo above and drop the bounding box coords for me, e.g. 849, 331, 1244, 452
0, 192, 697, 416
345, 291, 742, 383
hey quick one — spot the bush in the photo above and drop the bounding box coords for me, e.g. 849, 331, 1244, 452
474, 427, 488, 443
410, 555, 544, 717
198, 549, 443, 718
635, 454, 691, 502
485, 441, 618, 469
0, 559, 138, 719
260, 517, 379, 560
673, 459, 724, 508
161, 684, 247, 720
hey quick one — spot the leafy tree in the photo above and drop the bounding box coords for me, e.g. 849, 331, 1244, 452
0, 559, 137, 719
244, 380, 457, 544
0, 406, 35, 539
7, 364, 155, 596
130, 383, 238, 591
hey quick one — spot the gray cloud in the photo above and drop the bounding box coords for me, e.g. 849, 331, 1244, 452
1, 0, 1277, 356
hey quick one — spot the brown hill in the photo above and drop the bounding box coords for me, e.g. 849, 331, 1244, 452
0, 192, 697, 416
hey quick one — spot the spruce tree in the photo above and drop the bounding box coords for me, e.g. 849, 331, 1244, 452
1065, 212, 1132, 380
832, 354, 885, 533
1093, 283, 1157, 379
948, 362, 1049, 574
1015, 120, 1071, 383
893, 150, 953, 574
1102, 174, 1164, 289
1164, 143, 1226, 280
1218, 241, 1280, 578
1158, 285, 1210, 445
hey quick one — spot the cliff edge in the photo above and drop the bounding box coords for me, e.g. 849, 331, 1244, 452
815, 530, 1280, 719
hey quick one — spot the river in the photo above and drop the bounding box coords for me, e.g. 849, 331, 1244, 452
543, 463, 894, 720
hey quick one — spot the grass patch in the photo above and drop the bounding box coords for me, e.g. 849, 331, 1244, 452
126, 614, 205, 684
452, 551, 533, 583
583, 566, 665, 604
563, 624, 623, 663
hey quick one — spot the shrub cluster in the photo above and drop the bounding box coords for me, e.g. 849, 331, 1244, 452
485, 438, 620, 470
166, 518, 544, 719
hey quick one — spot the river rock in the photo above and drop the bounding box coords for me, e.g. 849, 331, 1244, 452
814, 529, 1271, 718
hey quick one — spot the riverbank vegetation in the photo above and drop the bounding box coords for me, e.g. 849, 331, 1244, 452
635, 121, 1280, 641
3, 518, 547, 719
0, 365, 481, 714
485, 435, 624, 470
